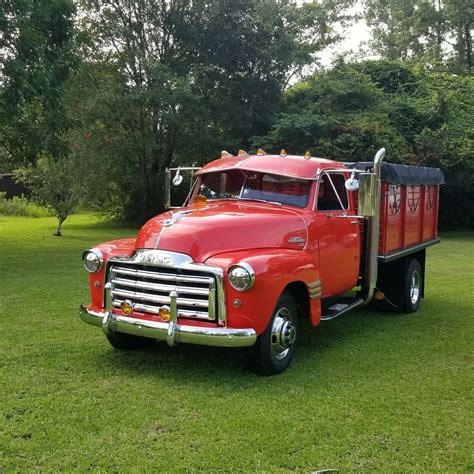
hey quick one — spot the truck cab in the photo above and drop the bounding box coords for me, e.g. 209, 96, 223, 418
79, 148, 444, 374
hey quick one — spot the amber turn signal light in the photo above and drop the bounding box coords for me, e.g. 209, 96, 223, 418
120, 300, 134, 315
159, 306, 171, 321
192, 194, 208, 208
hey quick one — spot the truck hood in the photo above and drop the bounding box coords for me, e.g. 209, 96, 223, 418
135, 201, 307, 262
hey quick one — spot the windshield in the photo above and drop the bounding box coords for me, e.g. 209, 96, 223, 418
194, 170, 311, 208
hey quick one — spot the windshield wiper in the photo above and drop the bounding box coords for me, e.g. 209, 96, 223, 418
239, 198, 282, 206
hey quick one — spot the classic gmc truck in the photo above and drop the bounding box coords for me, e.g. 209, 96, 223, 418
80, 148, 444, 374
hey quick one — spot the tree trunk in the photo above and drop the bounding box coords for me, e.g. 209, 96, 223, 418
465, 23, 472, 74
53, 217, 65, 237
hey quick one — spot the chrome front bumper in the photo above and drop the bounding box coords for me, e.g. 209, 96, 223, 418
79, 305, 257, 348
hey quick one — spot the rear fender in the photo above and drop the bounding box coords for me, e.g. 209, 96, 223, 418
205, 249, 321, 335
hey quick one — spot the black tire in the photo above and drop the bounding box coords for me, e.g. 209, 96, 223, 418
402, 258, 422, 313
249, 291, 299, 375
106, 331, 155, 350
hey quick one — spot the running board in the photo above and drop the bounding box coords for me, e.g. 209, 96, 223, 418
320, 297, 364, 321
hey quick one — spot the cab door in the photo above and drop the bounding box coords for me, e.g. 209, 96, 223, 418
314, 172, 360, 298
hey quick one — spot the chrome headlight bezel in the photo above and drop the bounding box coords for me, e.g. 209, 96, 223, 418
82, 248, 104, 273
228, 262, 255, 292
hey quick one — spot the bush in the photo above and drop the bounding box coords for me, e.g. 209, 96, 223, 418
0, 192, 51, 218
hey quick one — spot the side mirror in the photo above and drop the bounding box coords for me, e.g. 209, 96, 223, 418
358, 172, 377, 216
172, 169, 183, 186
164, 166, 202, 209
345, 173, 359, 191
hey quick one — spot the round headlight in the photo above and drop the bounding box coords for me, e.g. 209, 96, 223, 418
228, 263, 255, 292
82, 249, 103, 273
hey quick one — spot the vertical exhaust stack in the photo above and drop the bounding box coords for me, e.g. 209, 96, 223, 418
363, 148, 385, 305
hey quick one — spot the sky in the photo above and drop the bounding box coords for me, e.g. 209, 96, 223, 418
318, 2, 378, 67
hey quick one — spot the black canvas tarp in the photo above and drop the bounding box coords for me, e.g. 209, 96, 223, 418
344, 162, 445, 185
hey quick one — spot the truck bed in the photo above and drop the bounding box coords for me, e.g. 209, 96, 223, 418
349, 162, 444, 261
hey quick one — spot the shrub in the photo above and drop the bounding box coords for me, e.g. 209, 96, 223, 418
0, 192, 51, 218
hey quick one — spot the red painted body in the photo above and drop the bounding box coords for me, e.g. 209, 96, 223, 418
379, 183, 439, 255
84, 154, 441, 336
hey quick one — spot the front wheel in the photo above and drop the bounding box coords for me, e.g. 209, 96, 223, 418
249, 291, 299, 375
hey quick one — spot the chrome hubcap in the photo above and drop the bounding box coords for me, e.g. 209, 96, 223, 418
410, 270, 420, 305
271, 307, 296, 361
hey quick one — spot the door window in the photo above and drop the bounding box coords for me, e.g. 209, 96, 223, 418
316, 174, 348, 211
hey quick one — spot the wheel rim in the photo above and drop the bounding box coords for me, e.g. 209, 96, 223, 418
271, 307, 296, 361
410, 270, 420, 305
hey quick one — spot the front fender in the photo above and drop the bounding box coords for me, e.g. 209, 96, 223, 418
205, 249, 320, 336
85, 238, 136, 307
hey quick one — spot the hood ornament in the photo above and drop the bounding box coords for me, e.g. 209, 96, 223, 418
163, 210, 194, 227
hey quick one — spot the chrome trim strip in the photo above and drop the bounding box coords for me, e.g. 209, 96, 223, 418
111, 288, 209, 308
79, 305, 256, 348
110, 277, 210, 296
321, 298, 365, 321
307, 280, 321, 289
107, 250, 227, 326
112, 300, 211, 320
208, 280, 216, 320
111, 267, 213, 284
167, 291, 178, 346
378, 238, 440, 263
287, 236, 306, 244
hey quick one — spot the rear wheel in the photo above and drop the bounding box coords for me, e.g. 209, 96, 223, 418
373, 253, 425, 313
106, 331, 155, 350
402, 258, 422, 313
249, 291, 299, 375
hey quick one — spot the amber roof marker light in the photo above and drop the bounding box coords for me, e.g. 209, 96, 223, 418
257, 148, 265, 156
304, 151, 312, 160
221, 150, 232, 158
280, 149, 287, 157
238, 149, 248, 156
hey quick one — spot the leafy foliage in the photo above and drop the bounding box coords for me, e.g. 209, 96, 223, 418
0, 0, 79, 165
0, 1, 472, 230
0, 191, 50, 217
74, 0, 354, 223
254, 61, 474, 228
364, 0, 473, 74
15, 150, 96, 235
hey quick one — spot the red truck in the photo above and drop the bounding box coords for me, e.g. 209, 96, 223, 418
80, 148, 444, 374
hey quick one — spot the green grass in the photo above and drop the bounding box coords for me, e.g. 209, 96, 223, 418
1, 214, 472, 472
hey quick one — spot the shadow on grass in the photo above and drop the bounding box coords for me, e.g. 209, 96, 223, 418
87, 302, 435, 390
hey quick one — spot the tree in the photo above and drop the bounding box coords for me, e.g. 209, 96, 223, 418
15, 147, 95, 236
253, 63, 406, 161
254, 60, 474, 228
364, 0, 473, 74
0, 0, 81, 234
0, 0, 79, 165
77, 0, 355, 223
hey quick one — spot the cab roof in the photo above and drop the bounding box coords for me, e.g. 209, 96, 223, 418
196, 154, 346, 180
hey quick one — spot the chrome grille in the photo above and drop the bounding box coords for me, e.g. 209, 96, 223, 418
108, 263, 217, 321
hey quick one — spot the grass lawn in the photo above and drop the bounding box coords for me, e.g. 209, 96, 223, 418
0, 213, 472, 472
